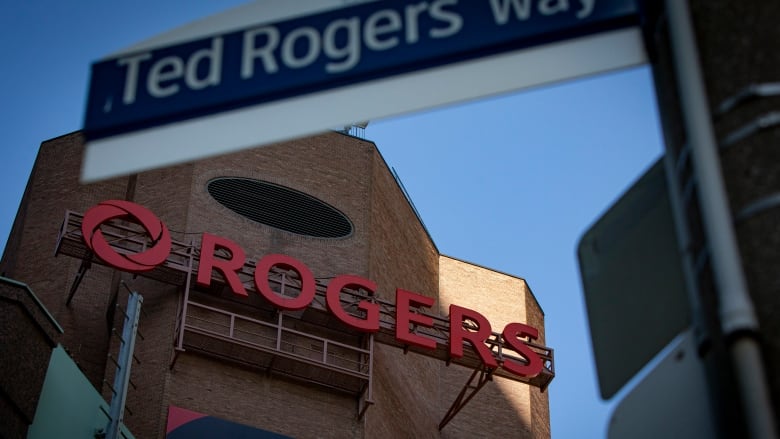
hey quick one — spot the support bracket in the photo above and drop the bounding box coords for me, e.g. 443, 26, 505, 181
438, 366, 494, 430
66, 254, 92, 306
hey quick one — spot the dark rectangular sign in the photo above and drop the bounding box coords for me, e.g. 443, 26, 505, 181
84, 0, 639, 140
578, 159, 690, 400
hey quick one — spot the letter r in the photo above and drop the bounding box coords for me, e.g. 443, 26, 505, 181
196, 233, 248, 296
448, 304, 498, 368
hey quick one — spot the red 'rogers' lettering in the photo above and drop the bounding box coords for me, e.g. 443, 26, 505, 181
448, 304, 498, 369
82, 200, 545, 378
326, 275, 380, 332
395, 288, 436, 350
502, 323, 543, 378
197, 233, 247, 296
254, 254, 316, 310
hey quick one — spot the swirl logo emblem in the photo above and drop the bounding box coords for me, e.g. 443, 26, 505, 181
81, 200, 172, 273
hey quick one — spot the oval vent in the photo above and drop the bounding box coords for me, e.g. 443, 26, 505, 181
207, 178, 353, 238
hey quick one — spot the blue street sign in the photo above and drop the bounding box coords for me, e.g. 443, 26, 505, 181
84, 0, 639, 140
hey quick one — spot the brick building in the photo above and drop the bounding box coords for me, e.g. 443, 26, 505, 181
1, 130, 552, 438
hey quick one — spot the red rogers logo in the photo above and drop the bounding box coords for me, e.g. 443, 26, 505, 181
81, 199, 172, 273
79, 199, 545, 378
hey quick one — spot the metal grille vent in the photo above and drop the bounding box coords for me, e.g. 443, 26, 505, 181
207, 178, 353, 238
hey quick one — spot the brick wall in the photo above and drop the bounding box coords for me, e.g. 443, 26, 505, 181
1, 131, 550, 438
160, 132, 375, 438
364, 147, 442, 438
0, 132, 130, 389
438, 255, 549, 439
0, 278, 62, 438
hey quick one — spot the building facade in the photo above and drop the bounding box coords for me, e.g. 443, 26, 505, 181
1, 131, 552, 438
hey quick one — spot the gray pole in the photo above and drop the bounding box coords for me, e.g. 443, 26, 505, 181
663, 1, 777, 437
105, 291, 143, 439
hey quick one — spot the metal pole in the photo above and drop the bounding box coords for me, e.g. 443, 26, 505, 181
106, 291, 143, 439
663, 1, 777, 437
177, 240, 195, 350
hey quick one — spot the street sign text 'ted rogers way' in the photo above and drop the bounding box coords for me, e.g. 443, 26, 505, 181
84, 0, 639, 141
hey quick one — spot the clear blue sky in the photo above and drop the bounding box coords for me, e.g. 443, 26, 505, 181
0, 2, 663, 437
